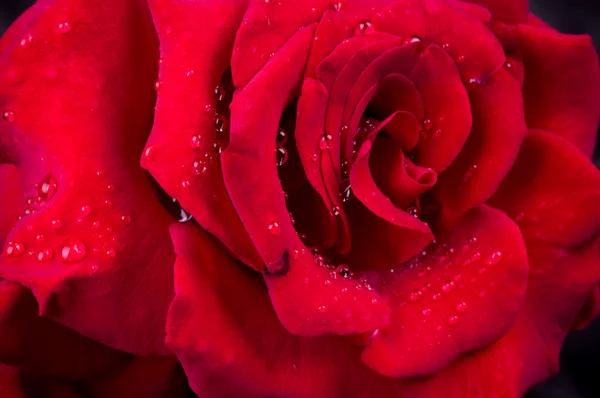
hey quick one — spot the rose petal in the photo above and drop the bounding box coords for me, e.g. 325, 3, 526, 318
410, 45, 472, 172
0, 166, 21, 247
0, 0, 175, 354
514, 24, 600, 157
464, 0, 529, 24
142, 0, 262, 270
362, 205, 529, 377
434, 68, 526, 213
571, 284, 600, 331
0, 365, 23, 398
489, 130, 600, 249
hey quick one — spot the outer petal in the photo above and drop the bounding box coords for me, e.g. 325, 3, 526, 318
0, 281, 127, 379
142, 0, 263, 270
514, 25, 600, 158
0, 166, 21, 247
489, 130, 600, 249
463, 0, 529, 24
362, 205, 529, 378
0, 0, 175, 354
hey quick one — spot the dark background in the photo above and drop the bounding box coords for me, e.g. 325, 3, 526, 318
1, 0, 600, 397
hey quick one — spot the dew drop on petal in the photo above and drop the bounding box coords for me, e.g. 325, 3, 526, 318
486, 251, 503, 266
35, 234, 45, 243
336, 264, 352, 279
409, 290, 423, 301
80, 205, 91, 218
456, 301, 468, 312
4, 241, 24, 257
268, 221, 281, 235
144, 145, 157, 161
463, 251, 481, 266
276, 146, 288, 166
276, 128, 288, 145
51, 219, 62, 229
318, 305, 327, 313
2, 110, 15, 122
38, 174, 58, 201
37, 248, 54, 262
448, 315, 459, 325
422, 308, 431, 316
214, 86, 226, 101
441, 281, 456, 293
354, 20, 372, 35
60, 239, 87, 264
406, 206, 419, 217
154, 79, 162, 91
120, 215, 131, 224
319, 135, 330, 150
193, 159, 208, 175
432, 292, 442, 301
331, 206, 341, 216
55, 21, 72, 34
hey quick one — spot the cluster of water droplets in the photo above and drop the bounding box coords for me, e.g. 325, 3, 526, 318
388, 236, 505, 327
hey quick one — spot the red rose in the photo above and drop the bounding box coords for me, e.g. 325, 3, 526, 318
1, 0, 600, 397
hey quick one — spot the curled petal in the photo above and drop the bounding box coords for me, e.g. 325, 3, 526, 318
464, 0, 529, 24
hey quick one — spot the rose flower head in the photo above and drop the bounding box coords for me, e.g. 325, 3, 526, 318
0, 0, 599, 397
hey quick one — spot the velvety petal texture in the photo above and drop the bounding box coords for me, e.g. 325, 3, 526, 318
1, 0, 599, 397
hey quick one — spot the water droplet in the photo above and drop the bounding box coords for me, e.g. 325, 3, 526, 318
80, 205, 91, 218
318, 305, 327, 313
60, 239, 87, 264
4, 241, 24, 257
154, 79, 162, 91
442, 281, 456, 293
404, 35, 422, 44
319, 135, 330, 150
214, 114, 228, 133
268, 221, 281, 234
422, 119, 432, 131
37, 248, 54, 262
35, 234, 45, 243
441, 43, 451, 51
406, 206, 419, 217
179, 208, 193, 222
144, 145, 157, 160
448, 315, 459, 325
276, 128, 288, 145
276, 146, 288, 166
422, 308, 432, 316
354, 21, 372, 35
292, 248, 301, 259
19, 33, 32, 47
214, 86, 226, 101
486, 251, 503, 266
333, 1, 343, 11
193, 159, 208, 175
37, 174, 58, 201
2, 110, 15, 122
185, 69, 195, 78
107, 184, 115, 192
120, 215, 131, 224
331, 206, 340, 216
479, 290, 487, 297
466, 236, 478, 246
456, 302, 468, 312
432, 292, 441, 300
336, 264, 351, 279
104, 199, 112, 207
410, 290, 423, 301
342, 182, 354, 203
106, 249, 116, 258
55, 21, 72, 34
51, 219, 62, 228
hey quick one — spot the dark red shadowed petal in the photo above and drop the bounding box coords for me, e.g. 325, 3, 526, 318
0, 365, 23, 398
0, 166, 21, 247
489, 130, 600, 249
464, 0, 529, 24
410, 45, 472, 172
84, 356, 188, 398
1, 366, 85, 398
168, 223, 361, 398
434, 68, 526, 214
142, 0, 262, 270
572, 284, 600, 331
362, 205, 529, 378
0, 281, 128, 379
514, 25, 600, 158
0, 0, 176, 355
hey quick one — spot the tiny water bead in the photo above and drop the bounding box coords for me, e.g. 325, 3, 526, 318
342, 182, 354, 203
214, 86, 226, 101
51, 219, 62, 228
354, 21, 372, 35
154, 79, 162, 91
448, 315, 459, 325
422, 119, 433, 131
19, 34, 33, 47
191, 135, 202, 147
441, 281, 456, 293
37, 248, 54, 262
193, 159, 208, 175
37, 174, 58, 201
331, 206, 341, 216
406, 206, 419, 217
432, 292, 442, 301
486, 251, 503, 266
268, 221, 281, 235
214, 114, 227, 133
456, 302, 468, 312
35, 234, 45, 243
336, 264, 352, 279
276, 146, 288, 166
2, 110, 15, 122
179, 208, 193, 223
463, 251, 481, 266
80, 205, 91, 218
55, 21, 72, 34
409, 290, 423, 301
333, 1, 343, 11
318, 305, 327, 313
4, 241, 24, 257
422, 308, 432, 316
120, 215, 131, 224
276, 128, 288, 145
60, 239, 87, 264
144, 145, 157, 160
319, 135, 331, 150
